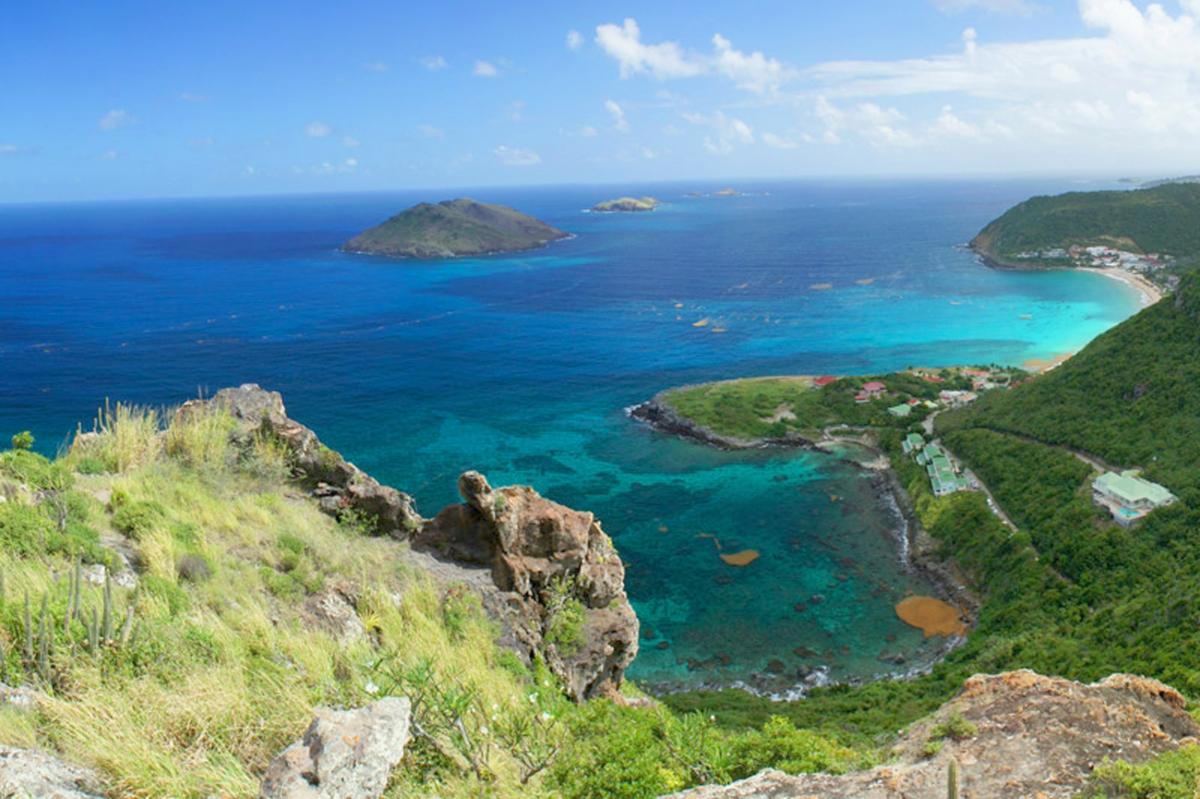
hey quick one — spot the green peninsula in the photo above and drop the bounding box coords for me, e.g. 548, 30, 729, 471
590, 196, 659, 212
970, 182, 1200, 271
342, 197, 569, 259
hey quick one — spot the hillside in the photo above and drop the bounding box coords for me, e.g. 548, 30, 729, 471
342, 198, 568, 259
971, 182, 1200, 266
940, 272, 1200, 495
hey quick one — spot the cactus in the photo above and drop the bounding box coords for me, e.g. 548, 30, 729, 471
119, 587, 138, 646
101, 573, 113, 644
21, 593, 32, 663
947, 757, 959, 799
87, 607, 99, 652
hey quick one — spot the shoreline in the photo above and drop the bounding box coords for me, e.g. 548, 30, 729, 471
1075, 265, 1164, 307
627, 396, 978, 697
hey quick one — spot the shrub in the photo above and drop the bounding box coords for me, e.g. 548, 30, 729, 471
731, 716, 862, 777
0, 503, 54, 557
1082, 745, 1200, 798
176, 554, 213, 583
10, 431, 33, 451
110, 498, 168, 541
0, 450, 72, 491
928, 711, 978, 743
544, 577, 586, 656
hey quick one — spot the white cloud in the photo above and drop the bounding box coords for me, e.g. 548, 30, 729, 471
243, 165, 256, 176
762, 132, 799, 149
579, 125, 598, 137
493, 145, 541, 166
473, 60, 499, 77
813, 97, 915, 147
711, 34, 795, 94
0, 143, 30, 155
931, 105, 981, 138
594, 18, 705, 79
566, 29, 583, 50
509, 100, 525, 122
933, 0, 1039, 14
178, 92, 206, 102
306, 121, 331, 138
344, 157, 358, 169
605, 99, 630, 132
798, 0, 1200, 158
419, 55, 447, 71
418, 124, 444, 139
101, 149, 119, 160
362, 61, 390, 73
98, 109, 133, 131
683, 110, 753, 153
342, 135, 360, 147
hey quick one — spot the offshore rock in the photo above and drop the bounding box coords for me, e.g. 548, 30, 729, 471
0, 745, 106, 799
418, 471, 639, 701
259, 697, 411, 799
179, 384, 421, 538
667, 670, 1200, 799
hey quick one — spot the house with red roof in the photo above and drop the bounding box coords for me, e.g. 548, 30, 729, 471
814, 375, 838, 387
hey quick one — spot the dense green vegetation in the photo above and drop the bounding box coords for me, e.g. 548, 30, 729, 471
343, 198, 568, 258
943, 274, 1200, 496
660, 372, 967, 440
1080, 745, 1200, 798
973, 182, 1200, 260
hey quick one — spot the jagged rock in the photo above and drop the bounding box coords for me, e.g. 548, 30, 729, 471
0, 745, 105, 798
300, 584, 366, 643
178, 385, 422, 538
666, 669, 1200, 799
80, 564, 138, 590
259, 697, 411, 799
417, 471, 638, 700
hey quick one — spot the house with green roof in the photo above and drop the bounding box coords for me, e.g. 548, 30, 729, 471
902, 433, 925, 454
1093, 470, 1177, 527
887, 403, 912, 418
909, 439, 970, 496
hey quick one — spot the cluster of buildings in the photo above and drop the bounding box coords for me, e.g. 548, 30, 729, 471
1092, 470, 1176, 527
1011, 245, 1172, 275
903, 433, 972, 496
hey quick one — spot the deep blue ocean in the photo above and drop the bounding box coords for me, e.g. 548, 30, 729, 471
0, 179, 1141, 691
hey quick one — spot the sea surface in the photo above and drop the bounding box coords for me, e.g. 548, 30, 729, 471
0, 179, 1142, 691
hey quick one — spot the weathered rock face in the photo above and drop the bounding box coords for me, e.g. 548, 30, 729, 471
260, 697, 411, 799
176, 387, 639, 700
0, 745, 106, 799
418, 471, 639, 701
178, 384, 421, 537
667, 669, 1200, 799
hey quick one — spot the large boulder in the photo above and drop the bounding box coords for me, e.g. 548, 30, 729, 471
0, 745, 106, 798
259, 697, 411, 799
177, 385, 421, 537
418, 471, 639, 701
666, 669, 1200, 799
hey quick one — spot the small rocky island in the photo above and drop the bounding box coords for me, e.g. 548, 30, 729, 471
342, 198, 569, 259
590, 196, 659, 213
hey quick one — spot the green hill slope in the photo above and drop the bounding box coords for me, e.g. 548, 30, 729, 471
940, 273, 1200, 495
343, 198, 568, 259
972, 182, 1200, 265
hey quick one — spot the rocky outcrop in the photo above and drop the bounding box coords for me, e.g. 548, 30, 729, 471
178, 384, 421, 537
260, 697, 411, 799
667, 669, 1200, 799
629, 395, 814, 451
175, 386, 639, 700
0, 745, 106, 798
417, 471, 639, 701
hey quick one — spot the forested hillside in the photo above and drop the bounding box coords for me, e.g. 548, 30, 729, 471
939, 273, 1200, 496
972, 182, 1200, 261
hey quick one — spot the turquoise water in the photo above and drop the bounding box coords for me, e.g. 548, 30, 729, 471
0, 180, 1141, 691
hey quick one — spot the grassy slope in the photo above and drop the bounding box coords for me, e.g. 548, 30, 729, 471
0, 403, 863, 799
659, 372, 964, 440
973, 182, 1200, 259
345, 199, 565, 257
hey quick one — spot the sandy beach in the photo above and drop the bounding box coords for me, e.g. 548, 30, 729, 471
1077, 266, 1164, 308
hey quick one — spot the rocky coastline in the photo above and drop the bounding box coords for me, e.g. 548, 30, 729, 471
628, 392, 979, 696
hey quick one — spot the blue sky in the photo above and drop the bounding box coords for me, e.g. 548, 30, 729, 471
2, 0, 1198, 201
